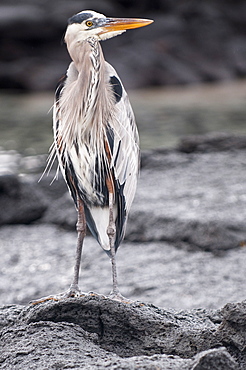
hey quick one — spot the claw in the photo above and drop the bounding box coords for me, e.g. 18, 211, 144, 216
30, 295, 60, 305
65, 283, 82, 298
108, 291, 133, 303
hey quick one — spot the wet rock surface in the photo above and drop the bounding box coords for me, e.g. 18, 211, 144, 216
1, 0, 246, 90
0, 133, 245, 369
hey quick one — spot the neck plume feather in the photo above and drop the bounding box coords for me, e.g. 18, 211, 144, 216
56, 37, 116, 192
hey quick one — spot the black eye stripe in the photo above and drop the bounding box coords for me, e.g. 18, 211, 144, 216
68, 12, 93, 25
68, 14, 106, 28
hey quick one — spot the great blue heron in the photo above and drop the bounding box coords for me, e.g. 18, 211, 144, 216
44, 10, 153, 302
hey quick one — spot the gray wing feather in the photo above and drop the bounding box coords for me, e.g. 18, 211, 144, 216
105, 62, 140, 215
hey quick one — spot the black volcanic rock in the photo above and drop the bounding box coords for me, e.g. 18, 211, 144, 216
178, 133, 246, 153
1, 1, 246, 90
0, 174, 47, 225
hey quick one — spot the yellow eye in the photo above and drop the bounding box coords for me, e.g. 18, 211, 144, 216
85, 20, 93, 27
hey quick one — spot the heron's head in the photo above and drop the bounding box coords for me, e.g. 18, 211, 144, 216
65, 10, 153, 44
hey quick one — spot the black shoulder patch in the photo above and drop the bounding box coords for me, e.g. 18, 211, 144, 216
55, 74, 66, 102
68, 12, 92, 25
64, 156, 79, 207
106, 125, 114, 153
109, 76, 123, 103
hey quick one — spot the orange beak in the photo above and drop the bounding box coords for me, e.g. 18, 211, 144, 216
101, 17, 153, 33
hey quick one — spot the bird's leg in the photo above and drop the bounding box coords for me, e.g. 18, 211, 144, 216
30, 197, 86, 304
104, 140, 127, 301
106, 188, 132, 303
66, 196, 86, 297
106, 187, 125, 301
104, 143, 119, 297
107, 191, 118, 294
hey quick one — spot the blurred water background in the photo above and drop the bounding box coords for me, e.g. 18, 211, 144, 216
1, 81, 246, 157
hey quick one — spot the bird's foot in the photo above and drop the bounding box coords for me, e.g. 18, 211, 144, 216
30, 295, 61, 305
64, 283, 84, 298
108, 291, 133, 303
88, 291, 107, 299
30, 284, 85, 305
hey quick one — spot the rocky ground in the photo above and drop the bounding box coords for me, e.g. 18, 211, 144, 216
0, 133, 245, 369
0, 297, 244, 369
1, 0, 246, 90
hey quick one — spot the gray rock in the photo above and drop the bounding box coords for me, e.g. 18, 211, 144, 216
178, 132, 246, 153
218, 301, 246, 353
0, 224, 245, 310
129, 151, 246, 251
35, 174, 68, 201
42, 192, 77, 229
0, 297, 244, 369
191, 348, 239, 370
0, 305, 23, 330
0, 175, 47, 225
21, 298, 219, 358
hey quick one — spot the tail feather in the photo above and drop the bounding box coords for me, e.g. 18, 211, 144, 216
84, 204, 125, 256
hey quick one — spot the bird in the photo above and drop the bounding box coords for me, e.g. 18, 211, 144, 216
44, 10, 153, 302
